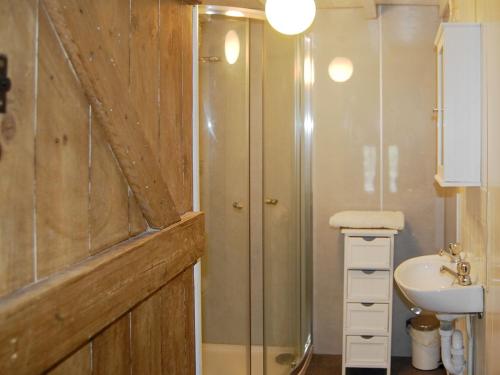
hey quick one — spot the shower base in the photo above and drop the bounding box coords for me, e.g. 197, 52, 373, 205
203, 343, 296, 375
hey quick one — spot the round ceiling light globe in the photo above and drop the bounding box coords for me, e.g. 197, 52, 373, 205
265, 0, 316, 36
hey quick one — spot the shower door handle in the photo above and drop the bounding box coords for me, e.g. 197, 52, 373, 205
232, 202, 244, 210
265, 198, 279, 205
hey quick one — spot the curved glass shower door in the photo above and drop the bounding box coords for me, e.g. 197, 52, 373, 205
198, 7, 312, 375
199, 13, 252, 375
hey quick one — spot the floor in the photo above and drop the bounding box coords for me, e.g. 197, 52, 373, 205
305, 355, 446, 375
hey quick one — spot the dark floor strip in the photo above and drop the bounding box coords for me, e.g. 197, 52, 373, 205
306, 355, 446, 375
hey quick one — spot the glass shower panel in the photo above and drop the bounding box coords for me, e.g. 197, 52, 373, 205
299, 35, 314, 360
262, 24, 301, 374
199, 15, 251, 375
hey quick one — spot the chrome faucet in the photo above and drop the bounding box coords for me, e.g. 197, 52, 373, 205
439, 242, 462, 263
441, 261, 472, 286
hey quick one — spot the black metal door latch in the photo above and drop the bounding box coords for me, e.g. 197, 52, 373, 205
0, 55, 12, 114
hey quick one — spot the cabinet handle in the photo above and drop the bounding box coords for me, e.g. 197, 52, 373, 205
362, 237, 376, 242
361, 270, 376, 275
361, 303, 374, 307
361, 336, 374, 340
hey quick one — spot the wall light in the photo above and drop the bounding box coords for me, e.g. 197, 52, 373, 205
225, 30, 240, 65
265, 0, 316, 36
328, 57, 354, 83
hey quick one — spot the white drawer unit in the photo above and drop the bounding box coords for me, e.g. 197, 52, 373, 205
346, 237, 391, 269
345, 335, 389, 368
347, 270, 391, 302
341, 229, 397, 375
345, 303, 389, 334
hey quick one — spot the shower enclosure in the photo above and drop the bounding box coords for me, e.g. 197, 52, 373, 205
198, 6, 313, 375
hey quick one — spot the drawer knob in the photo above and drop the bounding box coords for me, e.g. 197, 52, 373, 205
361, 303, 374, 307
361, 270, 376, 275
361, 335, 374, 340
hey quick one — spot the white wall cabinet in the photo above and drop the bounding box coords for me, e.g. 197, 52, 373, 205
341, 229, 397, 375
434, 23, 482, 187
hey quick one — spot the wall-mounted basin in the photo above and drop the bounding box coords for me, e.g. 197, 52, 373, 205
394, 255, 484, 314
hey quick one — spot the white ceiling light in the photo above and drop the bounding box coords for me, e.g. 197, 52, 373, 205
225, 30, 240, 65
328, 57, 354, 83
265, 0, 316, 36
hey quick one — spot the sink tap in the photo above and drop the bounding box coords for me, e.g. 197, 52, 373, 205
440, 261, 472, 286
439, 242, 462, 263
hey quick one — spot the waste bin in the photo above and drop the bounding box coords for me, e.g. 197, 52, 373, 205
408, 315, 441, 370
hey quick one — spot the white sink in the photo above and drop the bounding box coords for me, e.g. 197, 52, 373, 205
394, 255, 484, 314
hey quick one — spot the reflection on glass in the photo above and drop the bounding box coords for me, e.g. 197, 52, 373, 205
225, 30, 240, 65
388, 145, 399, 193
303, 56, 315, 85
363, 145, 376, 193
226, 10, 245, 17
328, 57, 354, 82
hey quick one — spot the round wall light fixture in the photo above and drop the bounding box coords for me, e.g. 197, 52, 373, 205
225, 30, 240, 65
265, 0, 316, 36
328, 57, 354, 82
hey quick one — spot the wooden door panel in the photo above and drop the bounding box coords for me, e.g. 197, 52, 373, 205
0, 0, 36, 297
36, 5, 90, 278
46, 345, 91, 375
0, 1, 202, 374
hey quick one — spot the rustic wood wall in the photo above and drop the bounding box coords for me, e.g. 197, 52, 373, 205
0, 0, 202, 374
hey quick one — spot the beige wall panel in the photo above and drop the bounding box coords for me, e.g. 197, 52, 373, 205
442, 0, 500, 373
36, 6, 89, 277
92, 314, 131, 375
477, 0, 500, 373
131, 0, 160, 155
90, 117, 129, 254
311, 8, 381, 354
380, 5, 441, 356
160, 0, 193, 214
450, 0, 477, 21
46, 345, 91, 375
0, 0, 36, 296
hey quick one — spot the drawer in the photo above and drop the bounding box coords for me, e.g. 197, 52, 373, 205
347, 270, 390, 302
346, 237, 391, 269
345, 335, 389, 367
346, 303, 389, 334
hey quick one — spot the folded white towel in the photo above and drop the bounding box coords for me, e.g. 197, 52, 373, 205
329, 210, 404, 230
